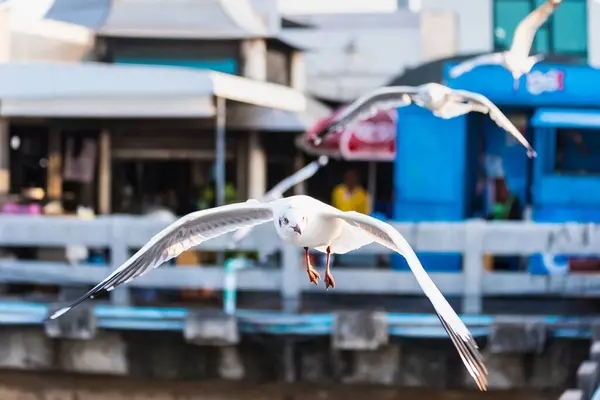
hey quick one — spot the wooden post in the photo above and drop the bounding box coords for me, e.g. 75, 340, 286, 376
97, 130, 111, 215
46, 128, 63, 200
0, 118, 9, 199
235, 136, 248, 200
293, 152, 306, 196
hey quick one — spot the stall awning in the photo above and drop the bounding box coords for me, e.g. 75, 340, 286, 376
531, 108, 600, 129
0, 61, 307, 118
297, 106, 397, 162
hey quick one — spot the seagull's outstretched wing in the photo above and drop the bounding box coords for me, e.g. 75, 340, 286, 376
510, 0, 561, 59
321, 210, 488, 391
266, 156, 328, 201
451, 89, 537, 158
448, 52, 505, 79
50, 201, 274, 320
229, 157, 328, 247
311, 86, 417, 144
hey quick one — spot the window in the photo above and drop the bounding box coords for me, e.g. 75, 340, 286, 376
493, 0, 587, 60
555, 128, 600, 175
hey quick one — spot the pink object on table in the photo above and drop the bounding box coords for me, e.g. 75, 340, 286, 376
1, 202, 42, 215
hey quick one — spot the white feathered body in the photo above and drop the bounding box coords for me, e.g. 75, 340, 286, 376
414, 83, 451, 110
272, 195, 374, 254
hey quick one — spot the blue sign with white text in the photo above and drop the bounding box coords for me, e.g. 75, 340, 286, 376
443, 62, 600, 108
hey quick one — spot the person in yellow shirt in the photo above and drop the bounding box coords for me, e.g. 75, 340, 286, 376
331, 169, 371, 214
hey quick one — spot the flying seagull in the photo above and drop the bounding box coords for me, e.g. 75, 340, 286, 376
311, 83, 536, 158
448, 0, 562, 89
48, 195, 488, 391
229, 156, 329, 249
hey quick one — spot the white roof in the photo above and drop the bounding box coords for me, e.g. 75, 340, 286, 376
227, 96, 331, 132
0, 61, 308, 118
43, 0, 281, 39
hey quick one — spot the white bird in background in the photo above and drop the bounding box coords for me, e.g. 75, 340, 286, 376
449, 0, 562, 89
48, 195, 488, 390
312, 82, 537, 158
228, 156, 329, 249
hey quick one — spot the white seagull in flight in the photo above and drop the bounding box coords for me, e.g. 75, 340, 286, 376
229, 156, 328, 249
448, 0, 562, 89
48, 195, 488, 391
311, 82, 536, 158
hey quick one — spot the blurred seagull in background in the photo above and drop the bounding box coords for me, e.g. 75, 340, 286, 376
449, 0, 562, 89
228, 155, 329, 249
311, 83, 537, 158
48, 194, 488, 391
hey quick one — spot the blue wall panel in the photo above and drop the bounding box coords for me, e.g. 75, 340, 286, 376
393, 105, 468, 272
393, 105, 469, 221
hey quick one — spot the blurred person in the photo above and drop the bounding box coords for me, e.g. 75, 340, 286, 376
331, 169, 371, 214
483, 158, 523, 272
486, 177, 523, 222
197, 163, 237, 210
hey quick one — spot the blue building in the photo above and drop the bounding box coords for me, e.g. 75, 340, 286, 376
392, 62, 600, 273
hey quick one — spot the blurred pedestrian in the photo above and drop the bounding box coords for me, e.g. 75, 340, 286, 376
331, 169, 371, 214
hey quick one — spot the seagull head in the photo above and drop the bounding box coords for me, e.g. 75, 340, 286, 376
277, 206, 308, 239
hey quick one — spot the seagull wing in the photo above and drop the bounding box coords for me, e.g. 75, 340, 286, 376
268, 158, 326, 199
321, 209, 488, 391
510, 0, 561, 59
50, 201, 275, 319
311, 86, 417, 143
448, 53, 505, 78
229, 160, 328, 247
451, 89, 537, 158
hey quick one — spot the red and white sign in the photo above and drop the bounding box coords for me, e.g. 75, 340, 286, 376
300, 106, 397, 162
525, 69, 565, 95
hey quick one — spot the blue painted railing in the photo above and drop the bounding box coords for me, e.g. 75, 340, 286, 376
0, 301, 596, 339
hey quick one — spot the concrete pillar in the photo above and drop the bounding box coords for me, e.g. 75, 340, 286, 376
247, 131, 266, 199
0, 118, 9, 198
97, 130, 111, 214
240, 39, 267, 81
240, 38, 268, 200
58, 332, 128, 375
0, 328, 53, 370
46, 128, 62, 200
289, 50, 306, 92
589, 0, 600, 68
0, 4, 10, 62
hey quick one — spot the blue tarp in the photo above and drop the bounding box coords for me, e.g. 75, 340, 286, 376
531, 108, 600, 129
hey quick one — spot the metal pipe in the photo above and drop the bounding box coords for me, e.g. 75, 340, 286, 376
215, 96, 226, 206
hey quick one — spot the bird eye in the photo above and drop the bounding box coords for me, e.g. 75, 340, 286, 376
283, 217, 289, 225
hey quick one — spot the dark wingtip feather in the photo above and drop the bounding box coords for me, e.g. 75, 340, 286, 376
311, 124, 340, 146
437, 314, 488, 391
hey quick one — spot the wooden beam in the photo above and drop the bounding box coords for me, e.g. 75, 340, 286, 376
46, 128, 63, 200
97, 130, 111, 215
